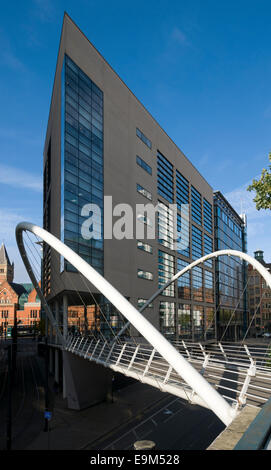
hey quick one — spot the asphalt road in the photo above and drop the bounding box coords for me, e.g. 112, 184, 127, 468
86, 393, 225, 450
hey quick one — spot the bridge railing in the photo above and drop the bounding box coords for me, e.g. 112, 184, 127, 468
64, 333, 271, 411
172, 340, 271, 372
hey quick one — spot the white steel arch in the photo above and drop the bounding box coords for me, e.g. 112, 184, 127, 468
117, 248, 271, 340
15, 221, 262, 427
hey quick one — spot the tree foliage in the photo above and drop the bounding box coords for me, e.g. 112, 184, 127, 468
247, 153, 271, 210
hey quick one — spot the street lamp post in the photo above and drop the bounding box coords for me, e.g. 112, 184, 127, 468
6, 345, 12, 450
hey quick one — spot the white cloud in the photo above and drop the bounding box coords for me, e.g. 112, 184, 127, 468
264, 105, 271, 119
0, 164, 42, 192
171, 27, 189, 46
2, 51, 24, 71
0, 209, 23, 240
32, 0, 56, 23
225, 178, 263, 218
0, 128, 42, 147
0, 30, 25, 71
198, 152, 210, 168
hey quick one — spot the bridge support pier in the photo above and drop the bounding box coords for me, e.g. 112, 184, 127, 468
63, 350, 113, 410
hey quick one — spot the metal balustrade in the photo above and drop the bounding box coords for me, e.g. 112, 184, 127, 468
63, 334, 271, 412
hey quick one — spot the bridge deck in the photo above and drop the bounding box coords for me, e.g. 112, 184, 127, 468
65, 336, 271, 411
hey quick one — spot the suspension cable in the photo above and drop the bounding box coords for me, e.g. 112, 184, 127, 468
30, 232, 108, 344
30, 231, 126, 345
241, 288, 267, 344
202, 275, 221, 337
78, 273, 124, 344
27, 231, 98, 342
219, 275, 249, 343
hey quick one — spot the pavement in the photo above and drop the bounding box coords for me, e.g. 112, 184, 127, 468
27, 378, 173, 450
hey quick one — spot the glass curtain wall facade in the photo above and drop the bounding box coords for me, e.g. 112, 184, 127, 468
61, 55, 104, 274
58, 55, 117, 336
157, 151, 215, 341
214, 191, 247, 341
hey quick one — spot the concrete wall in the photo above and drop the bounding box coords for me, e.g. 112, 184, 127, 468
208, 406, 260, 450
63, 350, 113, 410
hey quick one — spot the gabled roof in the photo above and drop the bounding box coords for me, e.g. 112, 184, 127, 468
9, 283, 28, 297
0, 243, 12, 265
256, 259, 271, 270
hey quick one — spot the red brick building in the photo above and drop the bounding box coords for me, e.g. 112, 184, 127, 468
248, 250, 271, 335
0, 243, 41, 335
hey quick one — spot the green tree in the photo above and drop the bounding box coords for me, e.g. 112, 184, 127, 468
247, 153, 271, 209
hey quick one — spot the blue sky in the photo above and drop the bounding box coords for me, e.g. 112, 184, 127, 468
0, 0, 271, 281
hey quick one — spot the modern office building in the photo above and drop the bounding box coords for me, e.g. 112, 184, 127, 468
213, 191, 248, 341
247, 250, 271, 336
43, 13, 218, 342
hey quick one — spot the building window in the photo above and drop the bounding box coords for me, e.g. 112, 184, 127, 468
176, 170, 189, 209
203, 198, 213, 234
137, 214, 153, 227
177, 212, 190, 258
191, 186, 202, 226
204, 233, 213, 268
136, 128, 152, 149
205, 270, 214, 303
205, 307, 215, 340
136, 183, 152, 201
193, 305, 204, 340
158, 250, 175, 297
178, 304, 191, 339
157, 151, 174, 203
192, 266, 203, 301
158, 202, 174, 250
160, 301, 175, 338
137, 269, 153, 280
177, 258, 191, 300
137, 241, 153, 254
192, 225, 202, 260
136, 155, 152, 175
138, 299, 153, 309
